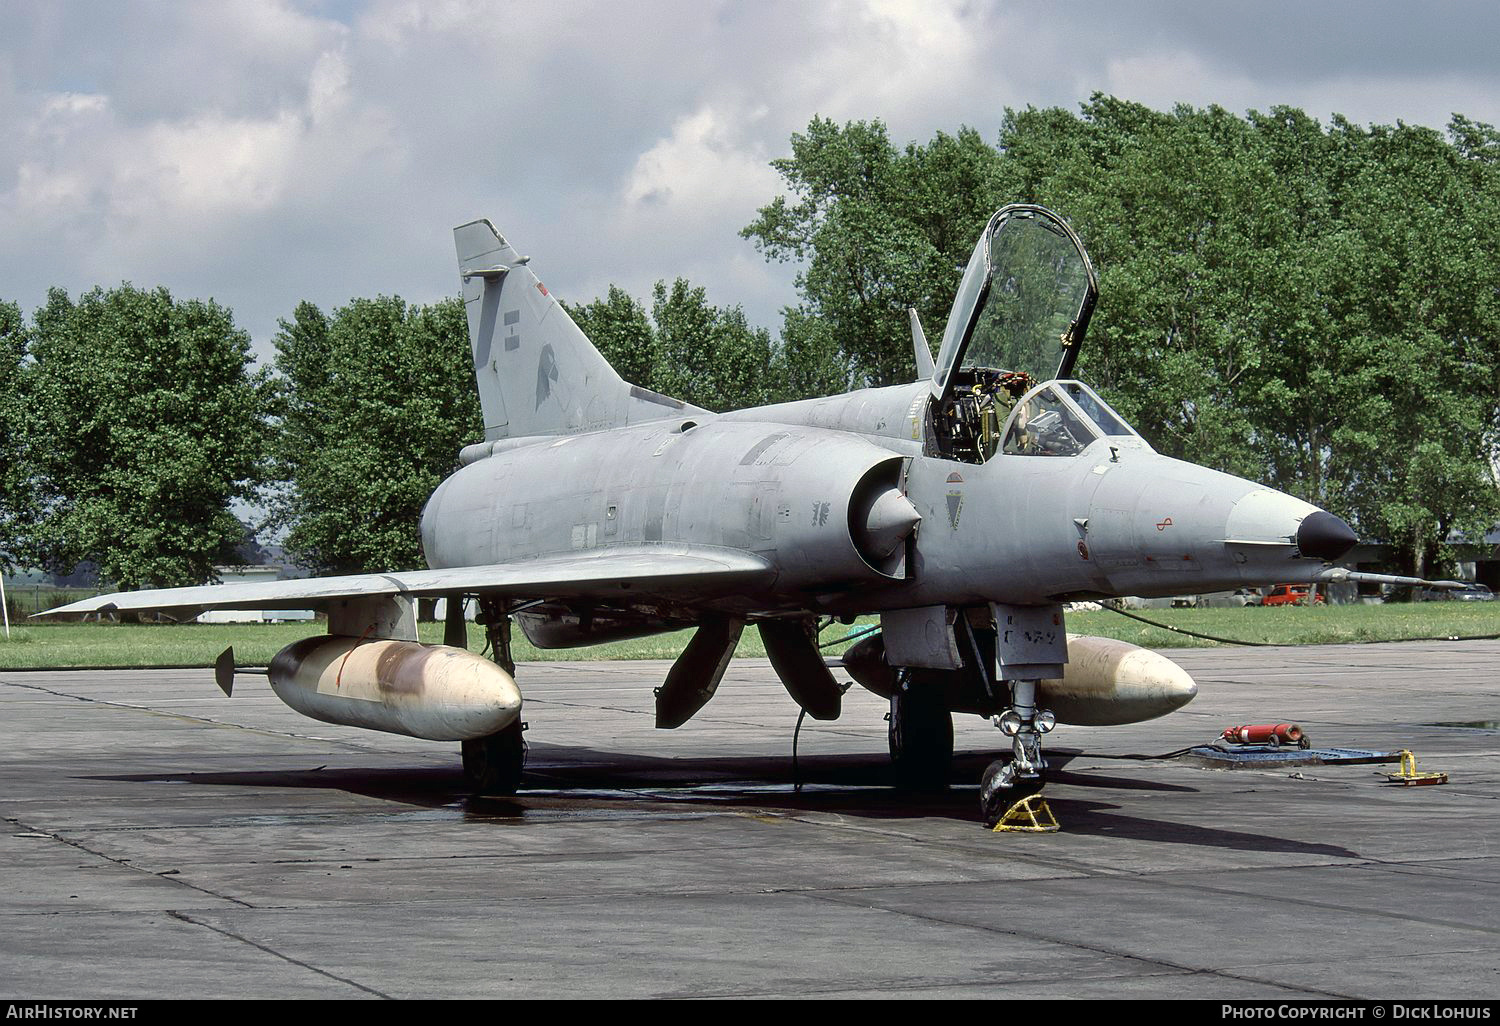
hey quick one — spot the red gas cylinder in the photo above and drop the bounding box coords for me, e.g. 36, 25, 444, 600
1221, 723, 1306, 747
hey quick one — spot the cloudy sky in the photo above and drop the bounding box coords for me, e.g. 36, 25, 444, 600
4, 0, 1500, 362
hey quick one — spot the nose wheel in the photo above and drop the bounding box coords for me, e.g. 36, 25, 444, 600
980, 755, 1046, 827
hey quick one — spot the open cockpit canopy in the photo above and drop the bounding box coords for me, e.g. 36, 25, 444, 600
932, 205, 1098, 399
924, 205, 1107, 465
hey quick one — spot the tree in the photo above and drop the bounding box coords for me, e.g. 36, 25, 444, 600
743, 118, 1007, 387
996, 98, 1289, 481
19, 285, 273, 589
771, 305, 850, 402
1308, 117, 1500, 575
271, 296, 482, 574
0, 300, 26, 573
567, 279, 784, 412
651, 279, 778, 411
1001, 100, 1500, 573
566, 286, 660, 392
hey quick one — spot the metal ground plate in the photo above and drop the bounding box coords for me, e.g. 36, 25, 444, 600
1179, 744, 1404, 769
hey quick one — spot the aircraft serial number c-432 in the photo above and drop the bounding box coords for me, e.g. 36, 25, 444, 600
47, 204, 1459, 826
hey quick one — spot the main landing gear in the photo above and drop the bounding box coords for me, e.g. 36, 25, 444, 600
462, 719, 526, 796
888, 672, 954, 791
462, 598, 527, 797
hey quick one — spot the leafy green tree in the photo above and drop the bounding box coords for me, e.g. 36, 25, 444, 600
262, 300, 331, 565
652, 279, 777, 411
743, 118, 1007, 387
566, 286, 660, 392
1005, 100, 1500, 573
569, 279, 784, 412
997, 98, 1287, 480
20, 285, 273, 589
772, 306, 850, 401
271, 295, 481, 574
0, 300, 27, 573
1309, 118, 1500, 575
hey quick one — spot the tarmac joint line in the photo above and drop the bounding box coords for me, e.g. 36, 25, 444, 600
796, 888, 1361, 1000
164, 909, 394, 999
5, 814, 256, 910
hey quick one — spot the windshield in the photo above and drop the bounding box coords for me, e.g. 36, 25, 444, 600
1058, 381, 1134, 437
998, 381, 1141, 457
1002, 385, 1099, 457
931, 205, 1097, 398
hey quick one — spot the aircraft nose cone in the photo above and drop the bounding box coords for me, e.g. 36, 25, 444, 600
1297, 511, 1358, 562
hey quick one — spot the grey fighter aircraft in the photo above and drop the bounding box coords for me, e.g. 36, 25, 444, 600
48, 204, 1435, 824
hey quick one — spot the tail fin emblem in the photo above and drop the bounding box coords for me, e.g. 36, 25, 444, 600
536, 345, 560, 408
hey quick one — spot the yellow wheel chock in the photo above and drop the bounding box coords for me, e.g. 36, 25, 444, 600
1386, 750, 1448, 787
991, 793, 1060, 833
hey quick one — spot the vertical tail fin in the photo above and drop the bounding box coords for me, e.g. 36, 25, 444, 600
455, 219, 699, 440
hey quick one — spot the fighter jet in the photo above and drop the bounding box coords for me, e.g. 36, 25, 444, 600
47, 204, 1435, 824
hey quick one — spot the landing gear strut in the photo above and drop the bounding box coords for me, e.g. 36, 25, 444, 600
478, 598, 517, 677
979, 678, 1055, 827
464, 598, 525, 797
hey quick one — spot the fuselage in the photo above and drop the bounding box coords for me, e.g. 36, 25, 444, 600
421, 378, 1339, 626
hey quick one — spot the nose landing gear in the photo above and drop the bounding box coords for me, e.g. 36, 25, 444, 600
979, 678, 1056, 827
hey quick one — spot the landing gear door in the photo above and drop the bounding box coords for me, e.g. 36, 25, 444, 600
930, 205, 1098, 400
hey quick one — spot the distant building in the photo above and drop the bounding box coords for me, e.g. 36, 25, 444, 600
195, 566, 315, 623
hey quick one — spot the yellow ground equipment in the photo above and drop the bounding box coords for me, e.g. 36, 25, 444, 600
1385, 750, 1448, 786
991, 793, 1060, 833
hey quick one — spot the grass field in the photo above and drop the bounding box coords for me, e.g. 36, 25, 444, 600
1, 602, 1495, 670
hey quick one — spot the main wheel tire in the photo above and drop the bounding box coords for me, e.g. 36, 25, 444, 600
462, 720, 526, 796
889, 684, 954, 791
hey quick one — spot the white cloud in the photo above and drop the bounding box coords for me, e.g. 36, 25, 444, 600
3, 0, 1500, 362
38, 92, 109, 119
623, 106, 779, 213
308, 49, 353, 123
135, 113, 304, 215
805, 0, 987, 125
5, 42, 396, 240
